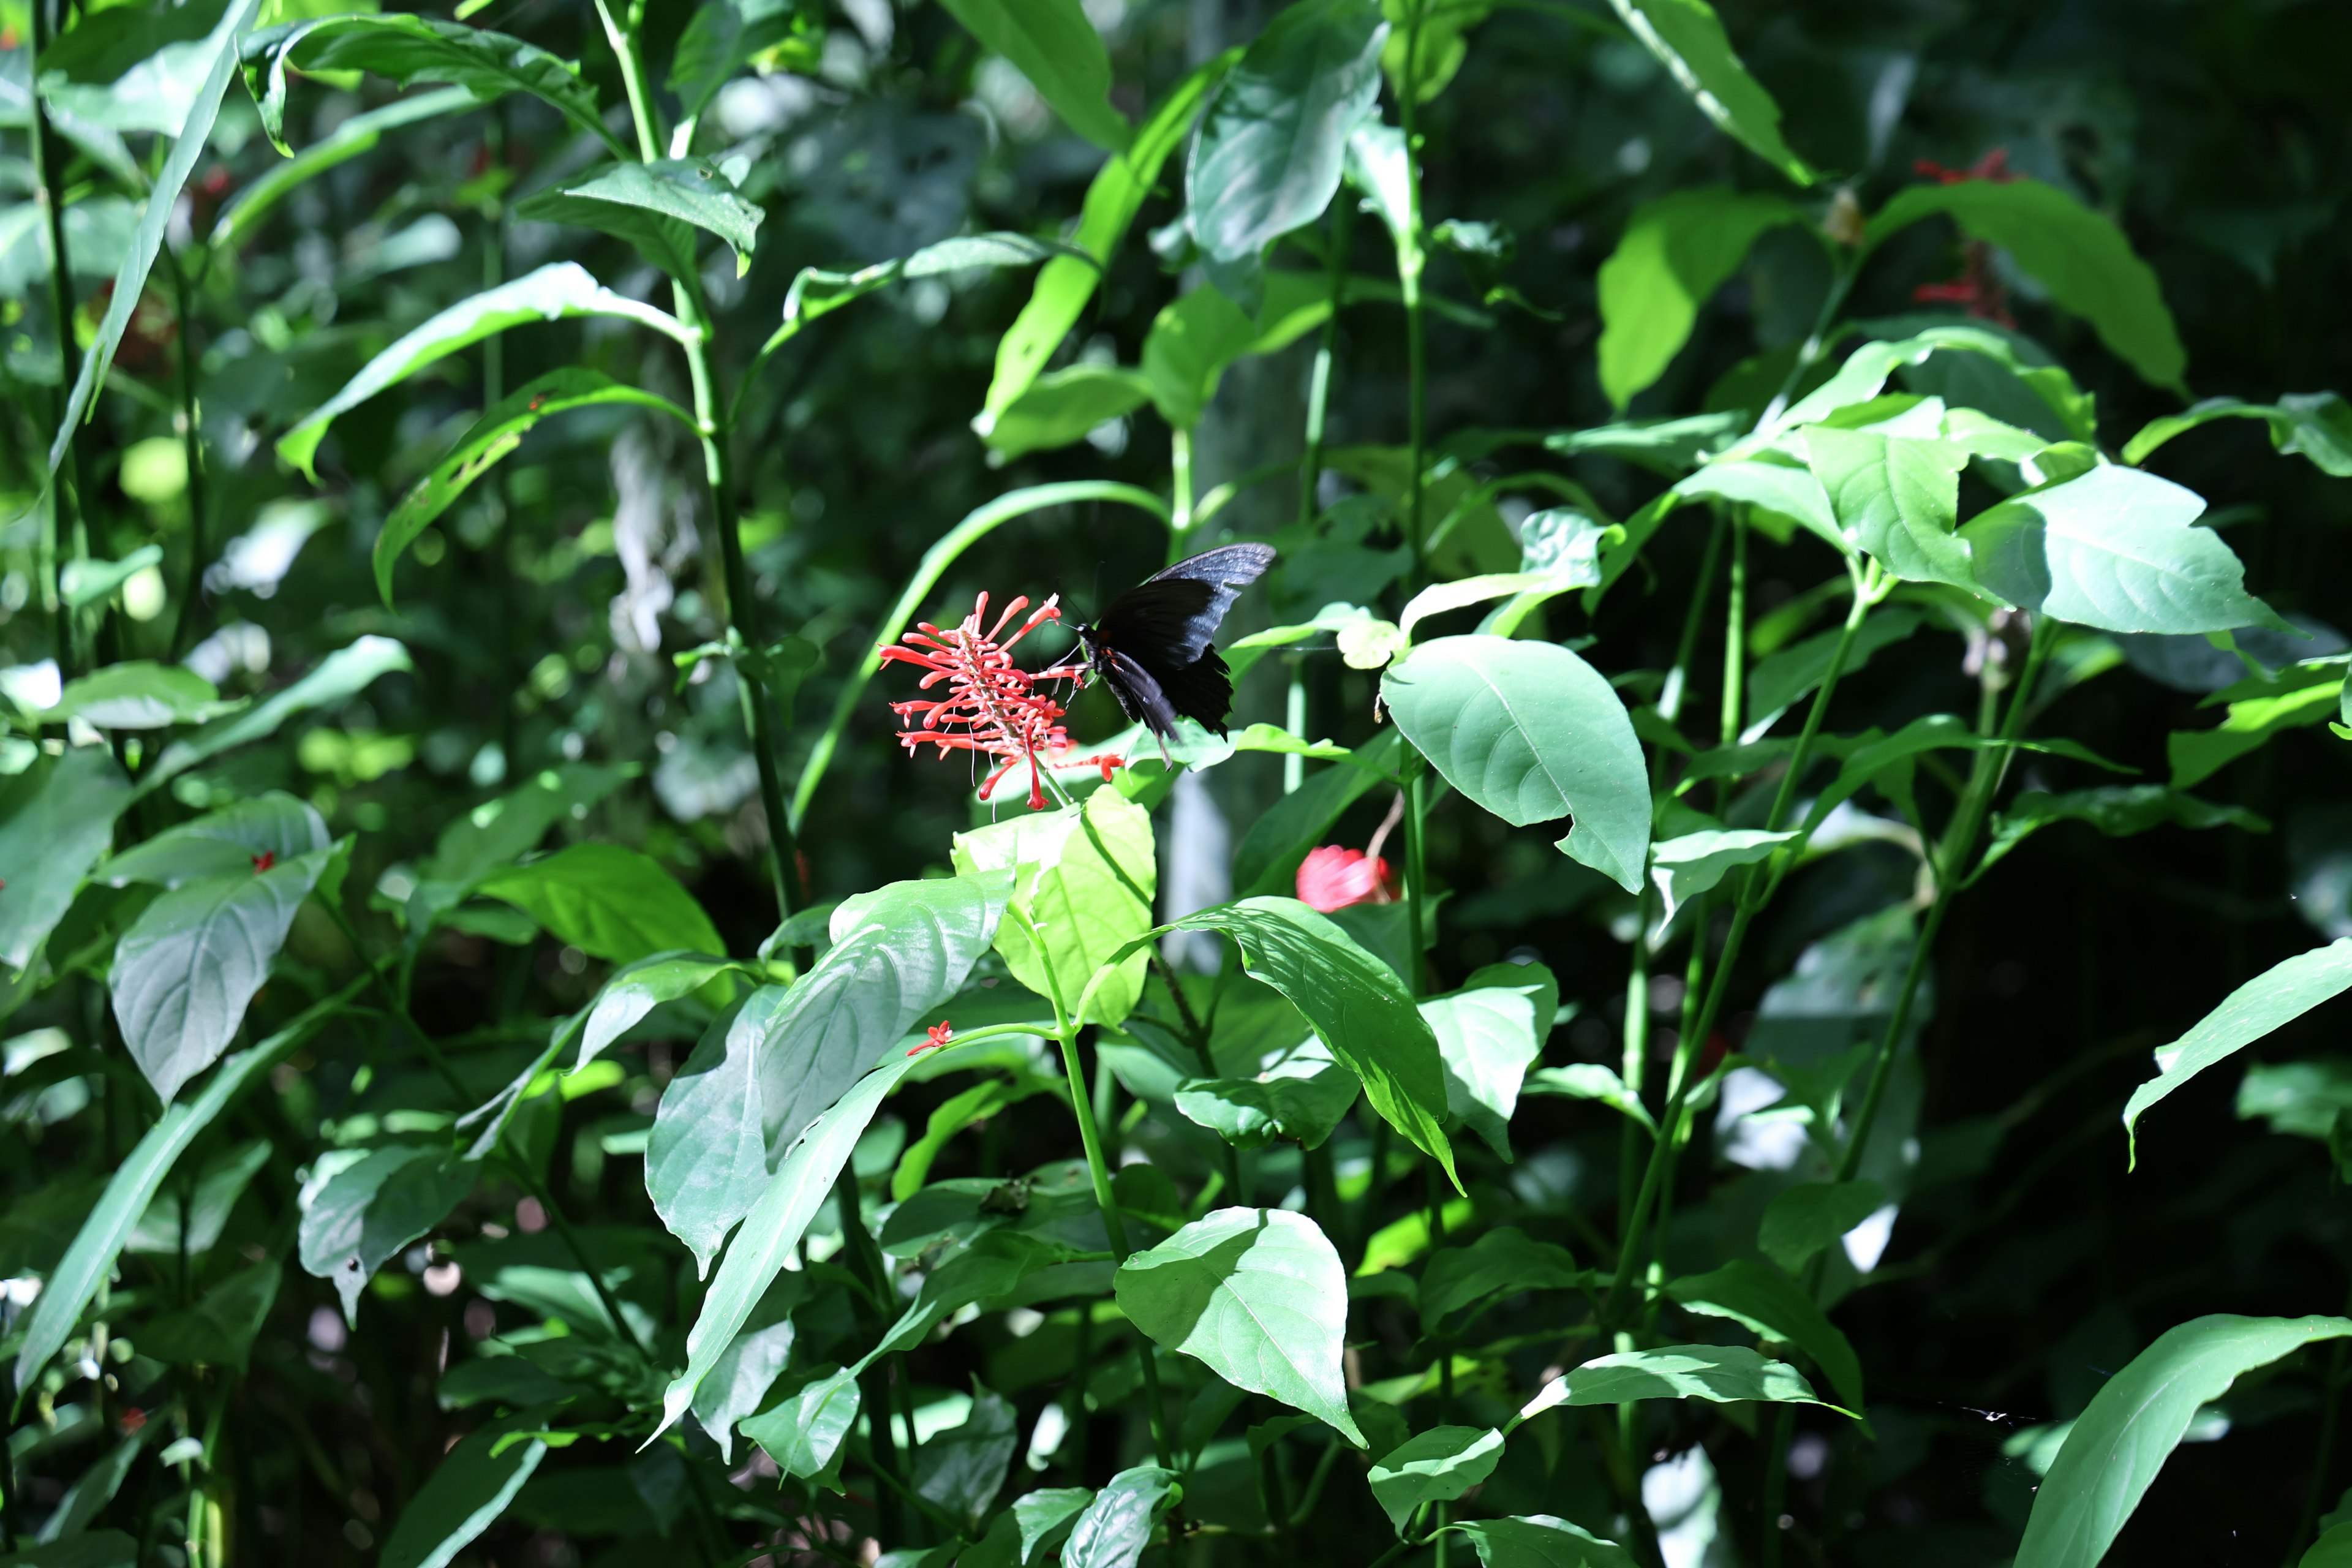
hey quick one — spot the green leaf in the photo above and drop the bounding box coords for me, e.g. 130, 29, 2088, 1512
377, 370, 694, 605
299, 1144, 477, 1323
1866, 178, 2185, 391
1116, 1207, 1364, 1444
913, 1383, 1019, 1525
13, 991, 344, 1393
1803, 427, 1972, 587
47, 1, 255, 481
1670, 458, 1844, 556
102, 793, 327, 889
1140, 273, 1342, 430
1175, 1058, 1360, 1152
1666, 1259, 1865, 1412
212, 88, 477, 251
2015, 1314, 2352, 1568
1381, 635, 1651, 892
476, 843, 723, 966
1604, 0, 1813, 184
1186, 0, 1386, 267
1446, 1516, 1637, 1568
742, 1367, 861, 1482
983, 364, 1156, 460
1757, 1180, 1885, 1273
1420, 963, 1556, 1158
2167, 669, 2346, 790
1744, 608, 1922, 735
518, 158, 764, 279
1232, 728, 1401, 897
578, 952, 744, 1069
111, 848, 334, 1103
954, 790, 1156, 1025
692, 1288, 797, 1462
0, 1532, 139, 1568
1559, 1344, 1837, 1411
1649, 830, 1795, 924
1962, 466, 2280, 635
26, 1438, 141, 1547
2237, 1058, 2352, 1140
1381, 0, 1490, 103
1522, 1063, 1655, 1133
1062, 1466, 1180, 1568
1016, 1488, 1095, 1564
47, 663, 223, 729
1368, 1426, 1504, 1535
58, 545, 162, 612
668, 0, 809, 123
937, 0, 1128, 149
1978, 785, 2266, 877
1596, 188, 1801, 408
1157, 898, 1455, 1183
126, 1141, 270, 1256
649, 990, 788, 1273
0, 746, 130, 970
1419, 1227, 1580, 1321
138, 1259, 280, 1372
782, 233, 1090, 341
980, 53, 1237, 423
144, 636, 412, 794
379, 1408, 552, 1568
2123, 391, 2352, 477
412, 761, 633, 916
2305, 1523, 2352, 1568
860, 1233, 1071, 1366
2122, 940, 2352, 1165
277, 264, 692, 481
242, 15, 622, 159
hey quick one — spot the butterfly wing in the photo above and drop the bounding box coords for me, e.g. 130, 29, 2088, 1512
1088, 544, 1274, 737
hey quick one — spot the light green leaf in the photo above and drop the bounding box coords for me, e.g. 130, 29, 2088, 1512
913, 1384, 1019, 1525
241, 15, 622, 159
379, 1409, 551, 1568
413, 761, 633, 914
1419, 1227, 1580, 1321
1803, 427, 1972, 587
1380, 0, 1490, 102
982, 364, 1156, 460
2123, 940, 2352, 1166
1962, 466, 2282, 635
518, 158, 764, 279
1561, 1344, 1838, 1411
1381, 635, 1651, 892
1175, 1061, 1359, 1151
1140, 273, 1340, 429
1758, 1180, 1885, 1274
1062, 1466, 1180, 1568
668, 0, 809, 123
1978, 785, 2266, 877
742, 1367, 861, 1482
47, 663, 223, 729
0, 746, 130, 970
2016, 1314, 2352, 1568
1596, 187, 1800, 408
277, 264, 692, 481
2123, 392, 2352, 477
647, 990, 783, 1274
144, 636, 412, 794
1368, 1426, 1504, 1535
1649, 830, 1795, 924
1667, 1259, 1865, 1412
1186, 0, 1386, 267
954, 790, 1155, 1024
2167, 669, 2345, 790
578, 952, 746, 1069
1605, 0, 1813, 184
1420, 963, 1556, 1158
980, 54, 1235, 423
377, 370, 693, 605
111, 849, 334, 1103
938, 0, 1127, 149
102, 793, 327, 889
1156, 898, 1455, 1184
1016, 1488, 1095, 1564
1115, 1207, 1365, 1444
58, 546, 162, 612
1866, 178, 2185, 391
1744, 609, 1922, 736
1522, 1063, 1655, 1133
299, 1144, 477, 1323
692, 1291, 797, 1463
1672, 459, 1845, 556
2237, 1057, 2352, 1141
477, 843, 723, 966
1773, 325, 2096, 443
1446, 1516, 1637, 1568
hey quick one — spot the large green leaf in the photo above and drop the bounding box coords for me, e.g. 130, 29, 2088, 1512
1157, 899, 1455, 1183
377, 371, 693, 605
1419, 1227, 1580, 1321
1649, 830, 1795, 924
46, 0, 255, 481
954, 789, 1155, 1024
2122, 392, 2352, 477
12, 989, 349, 1393
648, 990, 785, 1273
476, 843, 724, 967
101, 793, 326, 889
1596, 187, 1800, 408
1115, 1207, 1364, 1444
668, 0, 807, 123
1381, 636, 1651, 892
379, 1408, 551, 1568
211, 88, 477, 251
1368, 1426, 1504, 1535
1558, 1344, 1837, 1411
1062, 1466, 1180, 1568
2016, 1315, 2352, 1568
1866, 177, 2186, 391
1419, 963, 1555, 1158
2167, 666, 2346, 790
516, 158, 764, 280
298, 1143, 477, 1322
1977, 785, 2266, 877
937, 0, 1128, 149
2122, 939, 2352, 1164
1667, 1259, 1865, 1412
42, 663, 222, 729
111, 848, 334, 1103
913, 1384, 1019, 1525
1175, 1058, 1359, 1152
1758, 1180, 1885, 1273
0, 746, 129, 971
1446, 1517, 1637, 1568
1186, 0, 1385, 268
242, 14, 623, 159
578, 952, 745, 1069
1961, 465, 2282, 636
742, 1366, 861, 1482
277, 264, 692, 480
692, 1288, 797, 1462
1139, 272, 1344, 430
144, 636, 412, 793
1605, 0, 1813, 185
981, 364, 1158, 461
1803, 427, 1973, 588
980, 53, 1235, 423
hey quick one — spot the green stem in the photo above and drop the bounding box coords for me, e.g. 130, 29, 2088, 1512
1283, 654, 1308, 794
30, 0, 91, 676
1760, 249, 1859, 429
1299, 198, 1353, 527
1404, 771, 1431, 1000
1616, 896, 1653, 1239
1720, 517, 1748, 753
1396, 6, 1430, 582
2291, 1337, 2350, 1562
163, 244, 210, 661
1169, 426, 1196, 555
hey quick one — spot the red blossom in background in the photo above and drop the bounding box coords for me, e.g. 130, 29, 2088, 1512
1910, 148, 2019, 326
1914, 147, 2016, 186
910, 1020, 954, 1057
880, 591, 1121, 810
1295, 846, 1398, 912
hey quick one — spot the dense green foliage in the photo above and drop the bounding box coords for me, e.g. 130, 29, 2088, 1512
3, 0, 2351, 1565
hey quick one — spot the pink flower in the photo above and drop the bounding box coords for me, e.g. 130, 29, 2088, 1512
910, 1020, 954, 1057
1296, 845, 1397, 912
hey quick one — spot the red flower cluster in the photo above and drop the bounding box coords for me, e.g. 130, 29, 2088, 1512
1914, 148, 2016, 186
880, 591, 1120, 810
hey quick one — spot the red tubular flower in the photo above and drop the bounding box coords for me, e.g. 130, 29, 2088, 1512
1913, 147, 2015, 185
1296, 845, 1398, 912
910, 1020, 954, 1057
880, 591, 1121, 810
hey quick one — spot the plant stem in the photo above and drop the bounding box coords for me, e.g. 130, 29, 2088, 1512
1170, 426, 1196, 554
1299, 198, 1353, 527
163, 243, 211, 660
1284, 654, 1308, 793
1396, 6, 1431, 582
2292, 1337, 2350, 1562
1720, 517, 1748, 753
30, 0, 93, 676
1404, 770, 1432, 1000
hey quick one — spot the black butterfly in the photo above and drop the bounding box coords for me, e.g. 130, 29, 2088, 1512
1070, 543, 1276, 745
